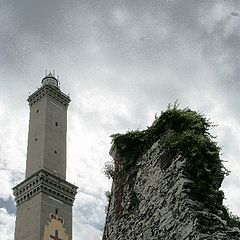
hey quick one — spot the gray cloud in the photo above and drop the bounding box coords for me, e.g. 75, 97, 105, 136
1, 0, 240, 239
0, 198, 16, 214
231, 12, 240, 17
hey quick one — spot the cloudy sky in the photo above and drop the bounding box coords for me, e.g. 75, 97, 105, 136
1, 0, 240, 239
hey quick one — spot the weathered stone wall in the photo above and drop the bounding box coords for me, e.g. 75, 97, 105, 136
103, 139, 240, 240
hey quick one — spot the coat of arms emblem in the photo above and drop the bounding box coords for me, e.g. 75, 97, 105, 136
43, 213, 69, 240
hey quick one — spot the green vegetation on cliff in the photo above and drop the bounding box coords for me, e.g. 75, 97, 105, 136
110, 103, 239, 226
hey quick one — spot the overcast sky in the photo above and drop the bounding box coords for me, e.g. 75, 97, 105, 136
1, 0, 240, 239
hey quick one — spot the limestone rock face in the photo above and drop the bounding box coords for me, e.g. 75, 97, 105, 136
102, 140, 240, 240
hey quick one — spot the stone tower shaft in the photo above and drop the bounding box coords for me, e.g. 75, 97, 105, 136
26, 79, 70, 179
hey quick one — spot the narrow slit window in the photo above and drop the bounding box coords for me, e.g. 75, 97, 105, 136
55, 122, 58, 127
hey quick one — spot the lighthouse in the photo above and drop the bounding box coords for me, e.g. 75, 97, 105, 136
13, 72, 77, 240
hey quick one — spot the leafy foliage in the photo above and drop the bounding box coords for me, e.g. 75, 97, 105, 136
228, 213, 240, 229
222, 206, 240, 229
109, 103, 240, 225
103, 161, 115, 179
111, 103, 226, 212
111, 102, 214, 172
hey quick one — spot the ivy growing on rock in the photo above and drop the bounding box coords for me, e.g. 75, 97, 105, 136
111, 102, 218, 175
110, 103, 239, 226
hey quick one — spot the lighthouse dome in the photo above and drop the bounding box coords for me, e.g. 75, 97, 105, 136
41, 72, 59, 88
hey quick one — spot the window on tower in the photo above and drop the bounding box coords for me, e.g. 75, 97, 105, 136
55, 122, 58, 126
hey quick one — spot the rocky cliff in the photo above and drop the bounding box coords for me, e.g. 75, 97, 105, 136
102, 106, 240, 240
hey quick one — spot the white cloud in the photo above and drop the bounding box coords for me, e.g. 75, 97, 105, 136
0, 208, 15, 240
111, 8, 128, 26
73, 222, 102, 240
199, 2, 231, 33
0, 170, 13, 200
